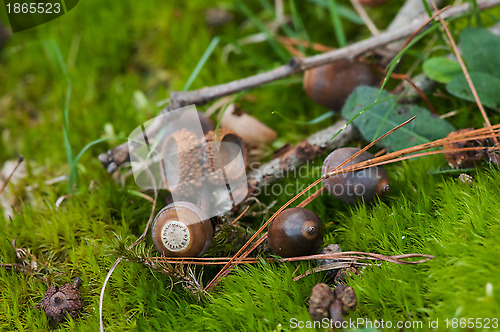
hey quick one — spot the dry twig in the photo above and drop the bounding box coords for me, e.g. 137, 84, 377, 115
98, 0, 500, 172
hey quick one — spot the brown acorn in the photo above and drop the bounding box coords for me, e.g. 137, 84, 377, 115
267, 208, 324, 258
151, 202, 213, 257
39, 277, 83, 323
443, 128, 488, 168
303, 60, 378, 110
322, 147, 389, 204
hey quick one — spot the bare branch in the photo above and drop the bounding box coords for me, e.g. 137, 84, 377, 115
98, 0, 500, 172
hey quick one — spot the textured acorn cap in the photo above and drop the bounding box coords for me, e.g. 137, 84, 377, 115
40, 277, 82, 323
160, 129, 203, 198
309, 283, 335, 321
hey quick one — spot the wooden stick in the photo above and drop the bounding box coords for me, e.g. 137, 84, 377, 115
98, 0, 500, 172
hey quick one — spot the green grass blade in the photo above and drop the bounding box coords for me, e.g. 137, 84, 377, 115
72, 137, 128, 169
237, 1, 289, 62
327, 0, 346, 48
306, 0, 363, 25
272, 110, 335, 125
183, 36, 220, 92
43, 40, 75, 190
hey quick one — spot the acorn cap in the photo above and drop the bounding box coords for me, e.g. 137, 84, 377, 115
160, 129, 203, 198
203, 129, 247, 182
40, 277, 83, 323
334, 284, 357, 313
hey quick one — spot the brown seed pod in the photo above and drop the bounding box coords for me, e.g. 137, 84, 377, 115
303, 60, 378, 110
40, 277, 83, 323
443, 128, 488, 168
267, 208, 324, 258
329, 284, 357, 325
322, 147, 390, 204
151, 202, 213, 257
309, 283, 335, 321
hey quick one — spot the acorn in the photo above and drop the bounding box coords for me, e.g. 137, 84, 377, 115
303, 60, 378, 110
267, 208, 324, 258
39, 277, 83, 323
443, 128, 488, 168
151, 202, 213, 257
321, 147, 389, 204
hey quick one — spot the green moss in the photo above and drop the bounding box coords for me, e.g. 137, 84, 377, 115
1, 0, 500, 331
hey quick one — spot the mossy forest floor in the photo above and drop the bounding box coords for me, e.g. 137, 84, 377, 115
1, 1, 500, 331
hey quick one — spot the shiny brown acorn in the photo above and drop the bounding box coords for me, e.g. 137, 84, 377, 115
267, 208, 324, 258
303, 60, 378, 110
151, 202, 213, 257
322, 147, 389, 204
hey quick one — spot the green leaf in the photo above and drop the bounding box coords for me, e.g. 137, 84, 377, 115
341, 86, 455, 152
461, 27, 500, 77
423, 57, 462, 84
446, 71, 500, 109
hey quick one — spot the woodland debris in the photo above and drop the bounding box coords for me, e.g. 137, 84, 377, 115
316, 244, 343, 279
246, 119, 357, 197
309, 283, 335, 321
39, 278, 83, 323
308, 283, 358, 325
97, 1, 500, 173
443, 128, 488, 168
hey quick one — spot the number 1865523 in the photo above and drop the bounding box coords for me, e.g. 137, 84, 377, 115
445, 318, 498, 329
6, 2, 61, 14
